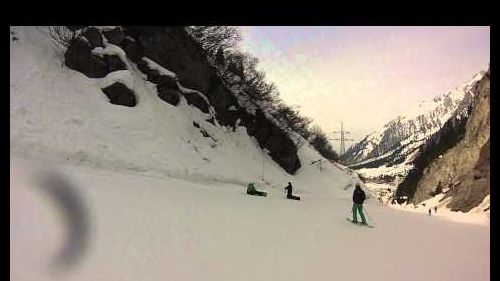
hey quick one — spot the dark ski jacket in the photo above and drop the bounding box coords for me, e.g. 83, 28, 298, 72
284, 183, 293, 196
353, 186, 366, 204
247, 182, 256, 193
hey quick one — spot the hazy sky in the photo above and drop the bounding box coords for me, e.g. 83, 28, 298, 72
238, 26, 490, 152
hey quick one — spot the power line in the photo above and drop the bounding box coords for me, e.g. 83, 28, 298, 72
330, 121, 354, 156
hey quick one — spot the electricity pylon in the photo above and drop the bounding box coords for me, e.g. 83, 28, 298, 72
331, 122, 354, 156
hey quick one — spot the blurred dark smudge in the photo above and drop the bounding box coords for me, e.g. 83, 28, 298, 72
38, 171, 90, 272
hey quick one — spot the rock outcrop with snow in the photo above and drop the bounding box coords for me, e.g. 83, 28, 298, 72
59, 26, 301, 174
123, 27, 301, 174
344, 70, 486, 190
395, 67, 490, 212
10, 26, 302, 178
343, 71, 485, 167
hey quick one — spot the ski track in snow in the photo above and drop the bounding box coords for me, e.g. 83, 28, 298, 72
11, 157, 489, 281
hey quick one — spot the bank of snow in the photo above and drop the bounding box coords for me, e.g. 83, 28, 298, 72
389, 191, 490, 225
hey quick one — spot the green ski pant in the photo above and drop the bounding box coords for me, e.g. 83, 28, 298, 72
352, 203, 367, 224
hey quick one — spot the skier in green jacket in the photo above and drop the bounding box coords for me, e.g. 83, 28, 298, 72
352, 184, 367, 225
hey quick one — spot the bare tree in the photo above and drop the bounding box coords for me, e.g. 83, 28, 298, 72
309, 126, 339, 161
190, 26, 241, 57
272, 103, 312, 139
48, 26, 83, 47
189, 25, 319, 151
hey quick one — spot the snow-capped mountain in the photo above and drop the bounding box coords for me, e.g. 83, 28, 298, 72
395, 67, 490, 212
343, 70, 486, 173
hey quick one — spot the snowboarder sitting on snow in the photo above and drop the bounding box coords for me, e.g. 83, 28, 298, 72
284, 182, 300, 201
352, 183, 367, 225
247, 182, 267, 197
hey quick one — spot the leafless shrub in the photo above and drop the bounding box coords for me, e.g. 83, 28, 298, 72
48, 26, 83, 47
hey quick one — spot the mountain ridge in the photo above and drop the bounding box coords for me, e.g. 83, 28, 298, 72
343, 70, 485, 167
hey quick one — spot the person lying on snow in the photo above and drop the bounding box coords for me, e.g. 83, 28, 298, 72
284, 182, 300, 200
247, 182, 267, 196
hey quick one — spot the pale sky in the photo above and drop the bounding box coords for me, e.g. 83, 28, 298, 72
238, 26, 490, 152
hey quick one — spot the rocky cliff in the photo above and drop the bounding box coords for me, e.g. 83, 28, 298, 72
343, 71, 484, 166
62, 26, 301, 174
396, 68, 490, 212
